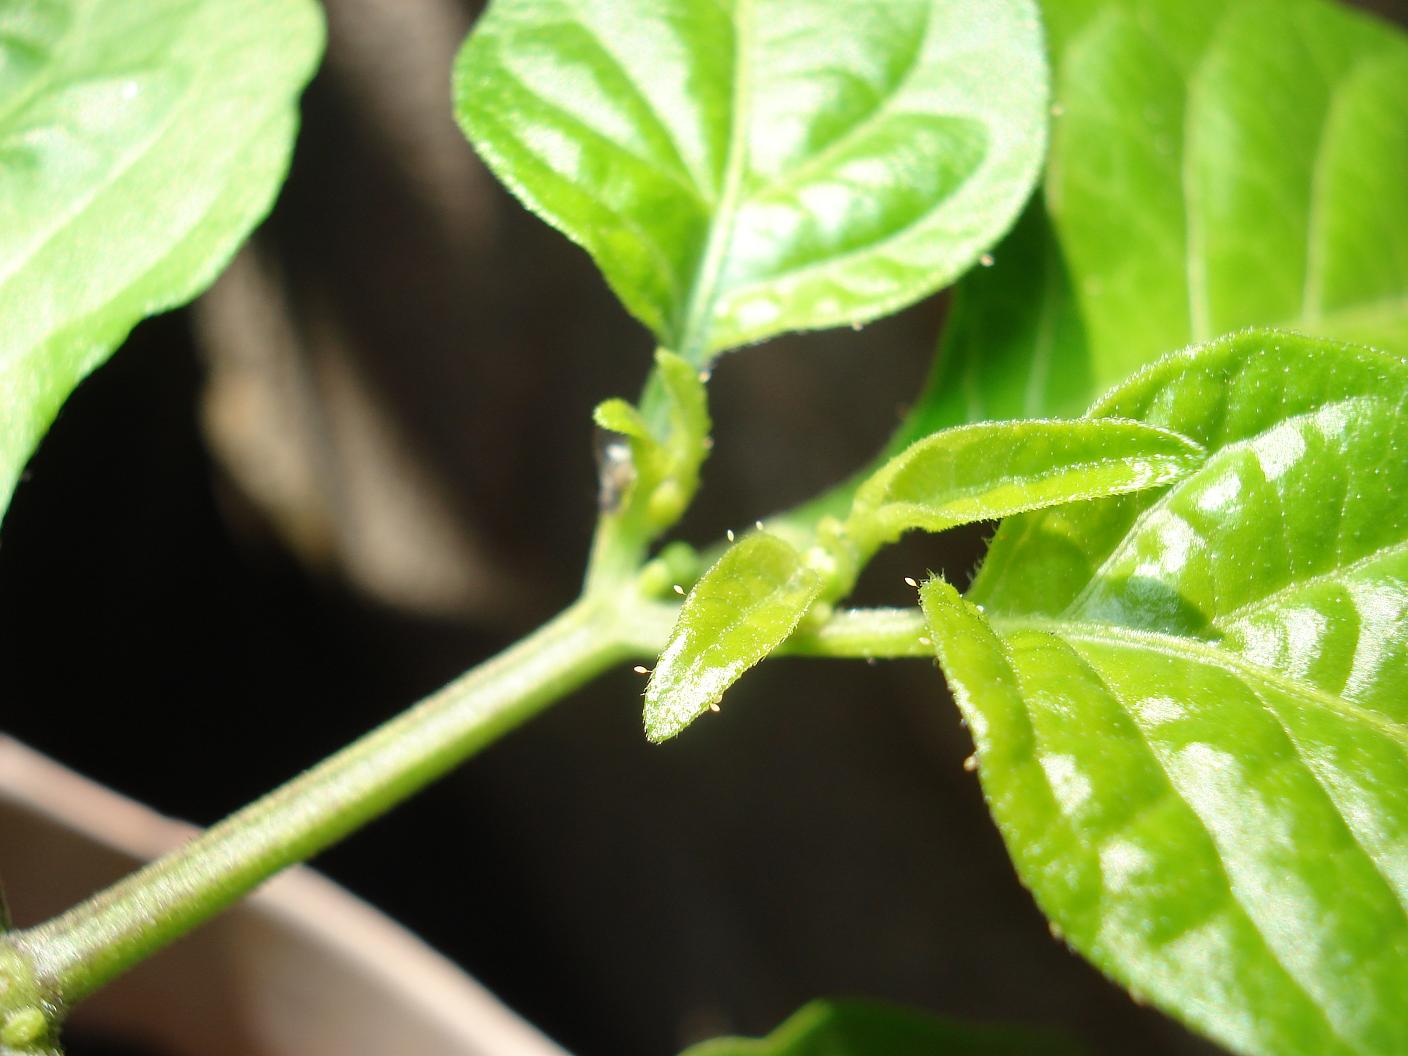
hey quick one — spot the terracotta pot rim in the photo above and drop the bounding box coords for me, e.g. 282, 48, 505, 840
0, 735, 568, 1056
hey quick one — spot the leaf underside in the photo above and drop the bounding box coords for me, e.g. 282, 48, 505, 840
0, 0, 324, 525
901, 0, 1408, 440
454, 0, 1048, 360
849, 418, 1203, 556
928, 331, 1408, 1056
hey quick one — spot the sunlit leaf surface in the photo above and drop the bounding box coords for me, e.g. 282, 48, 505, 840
926, 331, 1408, 1056
0, 0, 323, 524
454, 0, 1047, 361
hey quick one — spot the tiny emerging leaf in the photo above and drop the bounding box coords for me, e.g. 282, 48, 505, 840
645, 532, 821, 742
593, 350, 712, 537
593, 398, 651, 440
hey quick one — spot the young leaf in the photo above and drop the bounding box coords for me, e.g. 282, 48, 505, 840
0, 0, 324, 526
645, 532, 821, 742
680, 999, 1088, 1056
453, 0, 1048, 362
593, 398, 651, 440
845, 418, 1202, 560
926, 330, 1408, 1056
908, 0, 1408, 433
594, 349, 711, 538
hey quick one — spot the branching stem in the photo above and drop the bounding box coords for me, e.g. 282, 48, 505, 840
0, 569, 922, 1031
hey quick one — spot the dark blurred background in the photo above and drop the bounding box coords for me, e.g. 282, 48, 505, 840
3, 2, 1404, 1054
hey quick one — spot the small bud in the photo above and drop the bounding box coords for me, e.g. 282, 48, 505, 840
637, 557, 672, 598
647, 480, 686, 527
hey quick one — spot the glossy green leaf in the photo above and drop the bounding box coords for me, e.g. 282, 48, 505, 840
846, 418, 1202, 560
0, 0, 323, 525
926, 331, 1408, 1056
453, 0, 1048, 362
645, 532, 821, 742
909, 0, 1408, 433
680, 1000, 1088, 1056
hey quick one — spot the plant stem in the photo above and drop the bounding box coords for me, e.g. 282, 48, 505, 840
782, 607, 932, 659
3, 594, 922, 1015
11, 596, 649, 1007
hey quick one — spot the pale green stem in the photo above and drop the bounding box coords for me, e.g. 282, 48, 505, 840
782, 606, 932, 659
12, 596, 664, 1007
3, 593, 920, 1020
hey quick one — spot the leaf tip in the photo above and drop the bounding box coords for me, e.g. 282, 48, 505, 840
641, 698, 693, 745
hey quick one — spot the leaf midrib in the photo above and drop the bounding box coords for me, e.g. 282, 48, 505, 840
674, 0, 753, 362
991, 614, 1408, 747
1213, 536, 1408, 629
1060, 394, 1382, 621
1041, 618, 1398, 1052
0, 73, 190, 301
742, 3, 933, 205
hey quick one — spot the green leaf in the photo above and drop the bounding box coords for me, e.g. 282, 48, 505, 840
0, 0, 323, 525
925, 330, 1408, 1056
910, 0, 1408, 431
680, 999, 1089, 1056
453, 0, 1048, 362
593, 397, 651, 439
846, 418, 1202, 560
892, 200, 1088, 445
645, 532, 821, 742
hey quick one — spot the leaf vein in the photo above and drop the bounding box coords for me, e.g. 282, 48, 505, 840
744, 5, 933, 204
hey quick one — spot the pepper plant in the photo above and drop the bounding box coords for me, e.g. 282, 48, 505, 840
1, 0, 1406, 1054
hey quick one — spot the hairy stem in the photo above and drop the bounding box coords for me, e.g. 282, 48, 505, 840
2, 589, 922, 1022
10, 596, 656, 1007
783, 606, 932, 658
